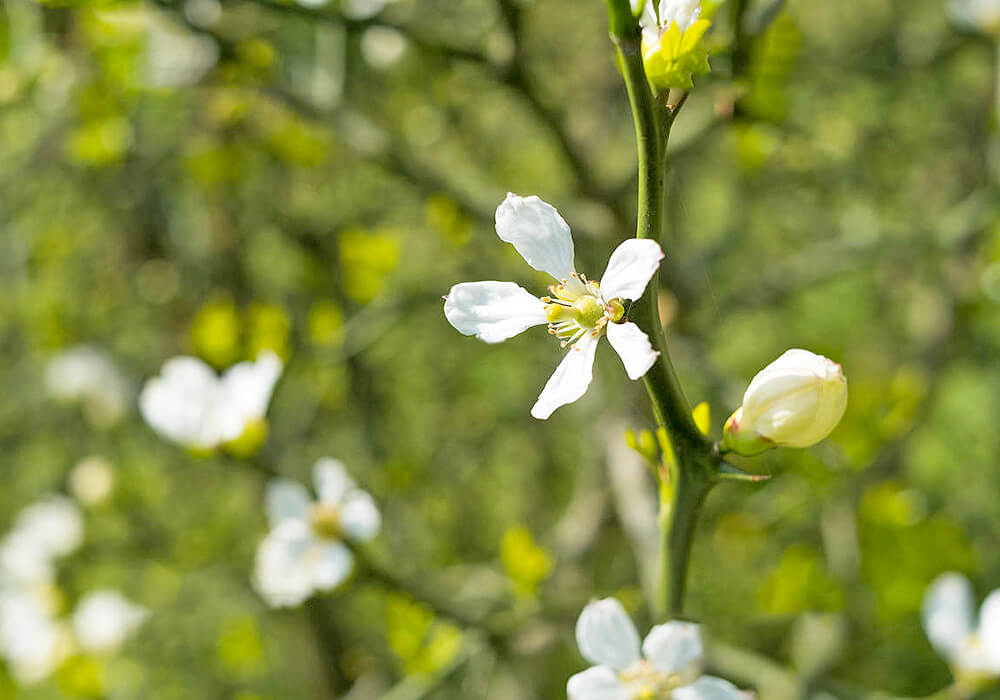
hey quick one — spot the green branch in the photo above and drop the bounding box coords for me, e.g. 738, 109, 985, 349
604, 0, 717, 620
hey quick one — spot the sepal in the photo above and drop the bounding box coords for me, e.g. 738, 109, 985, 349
717, 461, 771, 483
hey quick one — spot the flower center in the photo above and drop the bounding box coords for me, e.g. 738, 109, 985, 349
310, 504, 342, 539
619, 661, 679, 699
541, 273, 625, 347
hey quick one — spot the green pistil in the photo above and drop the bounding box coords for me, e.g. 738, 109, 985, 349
573, 295, 605, 329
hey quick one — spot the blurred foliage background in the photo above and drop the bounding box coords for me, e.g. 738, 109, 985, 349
2, 0, 1000, 697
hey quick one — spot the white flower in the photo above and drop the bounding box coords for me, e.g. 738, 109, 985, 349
253, 458, 381, 608
722, 349, 847, 455
568, 598, 745, 700
139, 351, 282, 450
0, 589, 70, 685
923, 573, 1000, 679
949, 0, 1000, 37
69, 456, 115, 506
444, 194, 664, 419
45, 346, 129, 427
72, 590, 149, 654
0, 496, 84, 586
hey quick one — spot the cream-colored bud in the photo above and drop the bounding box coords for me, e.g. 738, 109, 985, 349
723, 349, 847, 455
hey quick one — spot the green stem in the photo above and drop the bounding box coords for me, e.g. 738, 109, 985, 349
606, 0, 717, 620
657, 458, 715, 616
610, 8, 700, 448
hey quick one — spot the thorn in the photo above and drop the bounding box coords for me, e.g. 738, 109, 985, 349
718, 462, 771, 483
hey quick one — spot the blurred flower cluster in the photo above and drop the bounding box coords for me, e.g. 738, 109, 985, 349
0, 496, 147, 685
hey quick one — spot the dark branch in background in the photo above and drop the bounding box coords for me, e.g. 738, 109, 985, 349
495, 0, 629, 228
304, 598, 353, 697
246, 0, 630, 229
152, 0, 497, 225
237, 0, 494, 65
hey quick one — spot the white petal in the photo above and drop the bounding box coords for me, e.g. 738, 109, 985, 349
978, 589, 1000, 670
495, 193, 576, 281
340, 491, 381, 541
598, 239, 663, 302
567, 666, 630, 700
219, 351, 283, 427
922, 572, 975, 662
574, 598, 642, 671
15, 496, 84, 559
253, 520, 316, 608
659, 0, 702, 32
673, 676, 746, 700
0, 531, 55, 585
140, 356, 223, 448
72, 590, 149, 654
265, 479, 313, 528
606, 322, 658, 380
531, 333, 600, 420
639, 0, 657, 27
954, 636, 997, 674
311, 541, 354, 592
444, 281, 547, 344
642, 621, 703, 676
0, 591, 66, 684
313, 458, 355, 506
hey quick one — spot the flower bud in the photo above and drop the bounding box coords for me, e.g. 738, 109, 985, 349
723, 349, 847, 455
640, 0, 712, 91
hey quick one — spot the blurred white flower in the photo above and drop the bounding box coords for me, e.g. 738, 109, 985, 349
139, 351, 283, 450
723, 349, 847, 455
72, 590, 149, 654
69, 456, 115, 506
254, 458, 380, 608
923, 573, 1000, 680
568, 598, 745, 700
0, 587, 147, 685
0, 589, 70, 685
444, 194, 664, 419
0, 496, 83, 586
146, 19, 219, 87
45, 346, 129, 427
949, 0, 1000, 37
